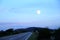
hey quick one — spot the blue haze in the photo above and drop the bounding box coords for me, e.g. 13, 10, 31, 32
0, 0, 60, 30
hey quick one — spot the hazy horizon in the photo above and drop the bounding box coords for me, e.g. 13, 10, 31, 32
0, 23, 60, 30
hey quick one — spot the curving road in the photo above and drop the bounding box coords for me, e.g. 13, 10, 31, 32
0, 32, 32, 40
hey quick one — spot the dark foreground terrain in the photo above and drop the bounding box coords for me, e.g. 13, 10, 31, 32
0, 32, 32, 40
0, 27, 60, 40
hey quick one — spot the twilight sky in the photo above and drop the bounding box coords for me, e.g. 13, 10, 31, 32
0, 0, 60, 29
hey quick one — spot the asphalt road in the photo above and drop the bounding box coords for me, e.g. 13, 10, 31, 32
0, 32, 32, 40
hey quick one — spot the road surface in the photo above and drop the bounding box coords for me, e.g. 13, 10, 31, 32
0, 32, 32, 40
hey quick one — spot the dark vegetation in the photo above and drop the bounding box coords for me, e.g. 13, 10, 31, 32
37, 28, 51, 40
0, 27, 60, 40
0, 27, 37, 37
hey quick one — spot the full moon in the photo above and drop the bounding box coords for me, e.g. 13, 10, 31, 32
36, 10, 41, 15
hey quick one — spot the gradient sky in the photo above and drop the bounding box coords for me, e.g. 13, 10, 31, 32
0, 0, 60, 29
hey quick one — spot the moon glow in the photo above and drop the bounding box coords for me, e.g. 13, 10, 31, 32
36, 10, 41, 15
